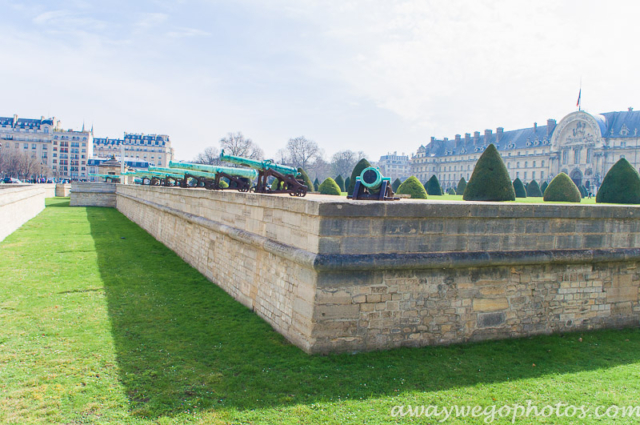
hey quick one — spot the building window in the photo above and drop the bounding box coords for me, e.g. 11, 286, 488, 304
541, 160, 545, 167
574, 148, 581, 164
524, 161, 528, 168
533, 161, 536, 167
524, 172, 527, 180
516, 162, 520, 168
562, 150, 568, 164
587, 149, 592, 163
541, 171, 544, 179
532, 171, 536, 179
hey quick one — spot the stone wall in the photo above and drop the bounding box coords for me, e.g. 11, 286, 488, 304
70, 182, 117, 207
55, 184, 71, 197
0, 185, 46, 242
113, 185, 640, 353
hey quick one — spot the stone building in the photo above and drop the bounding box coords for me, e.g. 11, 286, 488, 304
378, 151, 411, 181
92, 133, 174, 168
87, 157, 149, 182
411, 108, 640, 193
0, 114, 93, 180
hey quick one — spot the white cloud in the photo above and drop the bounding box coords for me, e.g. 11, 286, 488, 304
166, 27, 211, 38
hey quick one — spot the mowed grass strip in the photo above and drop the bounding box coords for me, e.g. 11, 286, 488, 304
0, 197, 639, 424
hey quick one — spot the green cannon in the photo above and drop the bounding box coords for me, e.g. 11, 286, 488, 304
347, 167, 398, 201
90, 173, 122, 183
219, 150, 308, 196
134, 169, 187, 187
168, 161, 257, 191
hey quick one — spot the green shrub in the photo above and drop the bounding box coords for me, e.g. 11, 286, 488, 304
396, 176, 427, 199
543, 173, 581, 202
319, 177, 342, 195
513, 178, 527, 198
596, 158, 640, 204
463, 144, 515, 201
347, 158, 371, 194
392, 178, 402, 192
541, 181, 549, 194
297, 167, 314, 192
425, 175, 443, 195
526, 180, 542, 197
578, 184, 588, 198
335, 175, 345, 192
456, 178, 467, 195
271, 179, 282, 190
446, 187, 456, 195
345, 177, 351, 193
219, 180, 229, 189
313, 178, 320, 191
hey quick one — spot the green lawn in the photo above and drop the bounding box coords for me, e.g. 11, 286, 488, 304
1, 198, 639, 424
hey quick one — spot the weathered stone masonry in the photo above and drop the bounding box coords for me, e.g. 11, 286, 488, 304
108, 184, 640, 354
0, 185, 47, 242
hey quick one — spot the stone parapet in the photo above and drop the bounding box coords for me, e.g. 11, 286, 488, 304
111, 186, 640, 353
70, 182, 117, 207
0, 185, 46, 242
55, 184, 71, 197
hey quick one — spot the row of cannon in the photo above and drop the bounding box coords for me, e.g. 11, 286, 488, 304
91, 150, 397, 200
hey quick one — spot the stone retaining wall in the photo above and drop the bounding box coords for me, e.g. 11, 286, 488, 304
0, 185, 46, 242
70, 182, 117, 207
55, 184, 71, 197
113, 185, 640, 353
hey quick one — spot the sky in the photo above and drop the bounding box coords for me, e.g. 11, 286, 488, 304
1, 0, 640, 161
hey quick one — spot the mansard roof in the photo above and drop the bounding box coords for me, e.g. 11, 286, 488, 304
0, 116, 55, 128
418, 110, 640, 158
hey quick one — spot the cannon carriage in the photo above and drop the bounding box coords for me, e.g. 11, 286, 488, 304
348, 166, 398, 201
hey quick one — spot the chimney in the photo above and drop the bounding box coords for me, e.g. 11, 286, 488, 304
473, 131, 480, 145
13, 114, 18, 127
533, 122, 538, 133
443, 137, 449, 143
431, 136, 435, 143
455, 134, 461, 148
484, 129, 492, 144
547, 119, 556, 137
496, 127, 504, 144
465, 133, 471, 144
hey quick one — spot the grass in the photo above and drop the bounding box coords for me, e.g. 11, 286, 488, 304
0, 198, 639, 424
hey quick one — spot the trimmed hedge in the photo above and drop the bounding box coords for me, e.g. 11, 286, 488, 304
526, 180, 543, 197
463, 144, 515, 201
456, 178, 467, 195
313, 178, 320, 191
541, 181, 549, 194
319, 177, 342, 195
392, 178, 402, 192
425, 175, 443, 195
335, 175, 345, 192
578, 184, 588, 198
446, 187, 456, 195
543, 173, 581, 202
347, 158, 371, 194
297, 167, 314, 192
396, 176, 427, 199
596, 158, 640, 204
345, 177, 351, 192
513, 178, 527, 198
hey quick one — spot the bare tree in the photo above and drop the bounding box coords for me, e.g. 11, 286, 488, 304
0, 148, 47, 180
275, 148, 292, 165
307, 156, 331, 181
330, 150, 367, 178
286, 136, 320, 170
219, 132, 263, 160
193, 146, 222, 165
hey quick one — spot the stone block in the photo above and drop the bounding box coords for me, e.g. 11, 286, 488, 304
473, 298, 509, 312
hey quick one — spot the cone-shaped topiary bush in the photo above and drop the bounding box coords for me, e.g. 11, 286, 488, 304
396, 176, 427, 199
319, 177, 342, 195
313, 178, 320, 191
463, 144, 515, 201
297, 167, 314, 192
578, 184, 588, 198
271, 178, 282, 190
335, 175, 345, 192
543, 173, 581, 202
425, 175, 443, 195
526, 180, 543, 197
347, 158, 371, 194
541, 181, 548, 194
446, 187, 456, 195
392, 178, 402, 192
345, 176, 351, 192
596, 158, 640, 204
456, 177, 467, 195
513, 178, 527, 198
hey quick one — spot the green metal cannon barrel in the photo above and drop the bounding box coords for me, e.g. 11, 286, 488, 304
90, 173, 122, 179
168, 161, 258, 180
357, 167, 390, 190
219, 150, 299, 177
144, 169, 187, 179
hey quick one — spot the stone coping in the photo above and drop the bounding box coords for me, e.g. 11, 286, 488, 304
119, 192, 640, 273
117, 184, 640, 219
0, 185, 46, 208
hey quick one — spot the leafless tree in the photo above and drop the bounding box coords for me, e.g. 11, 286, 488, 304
193, 146, 222, 165
0, 148, 48, 180
219, 132, 263, 160
286, 136, 320, 170
307, 156, 331, 181
275, 148, 292, 165
330, 150, 367, 178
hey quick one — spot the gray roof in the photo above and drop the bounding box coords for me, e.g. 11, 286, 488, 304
418, 110, 640, 157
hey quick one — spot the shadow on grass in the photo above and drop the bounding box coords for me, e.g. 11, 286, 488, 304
84, 205, 640, 418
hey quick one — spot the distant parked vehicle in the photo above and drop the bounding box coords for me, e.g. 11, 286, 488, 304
3, 177, 22, 184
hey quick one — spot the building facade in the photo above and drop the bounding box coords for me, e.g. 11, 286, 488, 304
87, 157, 150, 182
92, 133, 174, 168
411, 108, 640, 193
378, 151, 411, 181
0, 114, 93, 180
